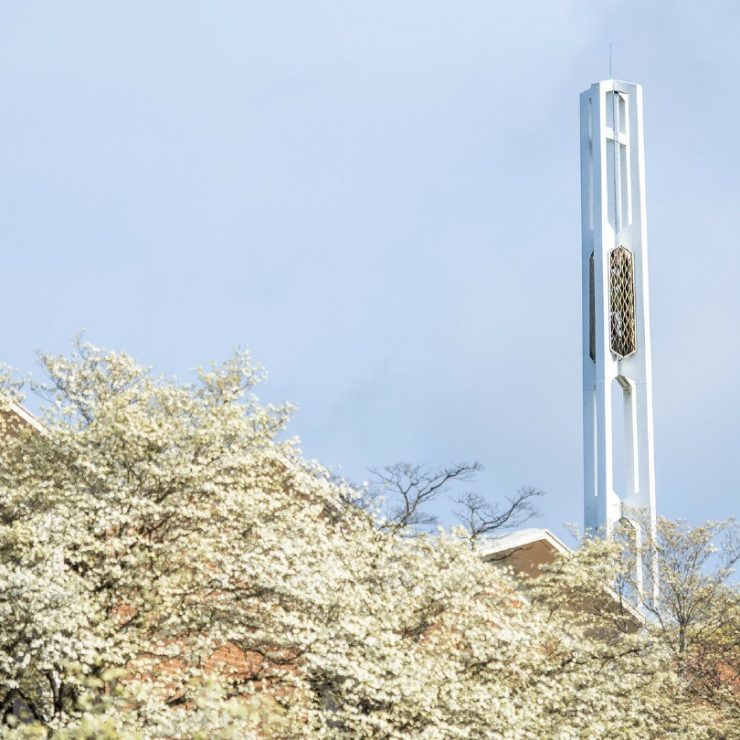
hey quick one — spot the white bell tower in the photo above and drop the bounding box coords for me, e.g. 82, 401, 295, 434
580, 79, 657, 601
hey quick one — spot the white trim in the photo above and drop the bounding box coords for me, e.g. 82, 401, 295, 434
3, 399, 47, 435
479, 528, 570, 560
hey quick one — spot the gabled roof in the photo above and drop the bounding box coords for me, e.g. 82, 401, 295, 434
480, 528, 570, 558
480, 526, 645, 628
479, 528, 570, 578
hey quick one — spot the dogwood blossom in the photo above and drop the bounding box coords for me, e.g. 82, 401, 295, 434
0, 340, 734, 737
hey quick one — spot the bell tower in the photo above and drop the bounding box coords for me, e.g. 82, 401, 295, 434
580, 79, 657, 601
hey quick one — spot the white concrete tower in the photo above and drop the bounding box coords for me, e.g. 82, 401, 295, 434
580, 79, 657, 600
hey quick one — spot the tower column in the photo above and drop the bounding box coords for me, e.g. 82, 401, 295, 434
580, 79, 658, 601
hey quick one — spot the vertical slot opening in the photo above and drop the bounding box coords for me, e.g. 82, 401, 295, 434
589, 252, 596, 362
606, 139, 616, 228
588, 97, 593, 230
611, 375, 637, 500
611, 378, 627, 500
614, 517, 642, 604
619, 143, 631, 226
618, 93, 627, 135
591, 388, 598, 499
606, 91, 615, 130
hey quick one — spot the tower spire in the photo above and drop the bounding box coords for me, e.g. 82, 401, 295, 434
580, 80, 658, 602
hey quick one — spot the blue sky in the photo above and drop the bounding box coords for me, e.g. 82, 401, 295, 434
1, 1, 738, 541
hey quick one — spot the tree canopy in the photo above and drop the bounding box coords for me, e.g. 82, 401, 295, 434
0, 341, 736, 738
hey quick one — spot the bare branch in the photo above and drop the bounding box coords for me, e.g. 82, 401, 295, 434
454, 486, 543, 542
370, 462, 482, 532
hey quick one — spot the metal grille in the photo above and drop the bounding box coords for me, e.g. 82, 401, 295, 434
589, 252, 596, 362
609, 246, 637, 358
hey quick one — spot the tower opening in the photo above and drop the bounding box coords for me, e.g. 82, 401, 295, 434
589, 252, 596, 362
610, 377, 627, 500
609, 246, 637, 358
611, 375, 637, 503
614, 516, 643, 602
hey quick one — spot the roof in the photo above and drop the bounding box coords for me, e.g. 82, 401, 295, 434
480, 528, 570, 560
480, 527, 645, 628
1, 399, 47, 435
478, 528, 571, 579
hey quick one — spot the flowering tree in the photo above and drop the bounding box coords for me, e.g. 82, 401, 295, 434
0, 341, 734, 737
622, 515, 740, 724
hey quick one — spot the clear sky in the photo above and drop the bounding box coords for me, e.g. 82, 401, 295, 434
1, 1, 738, 541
